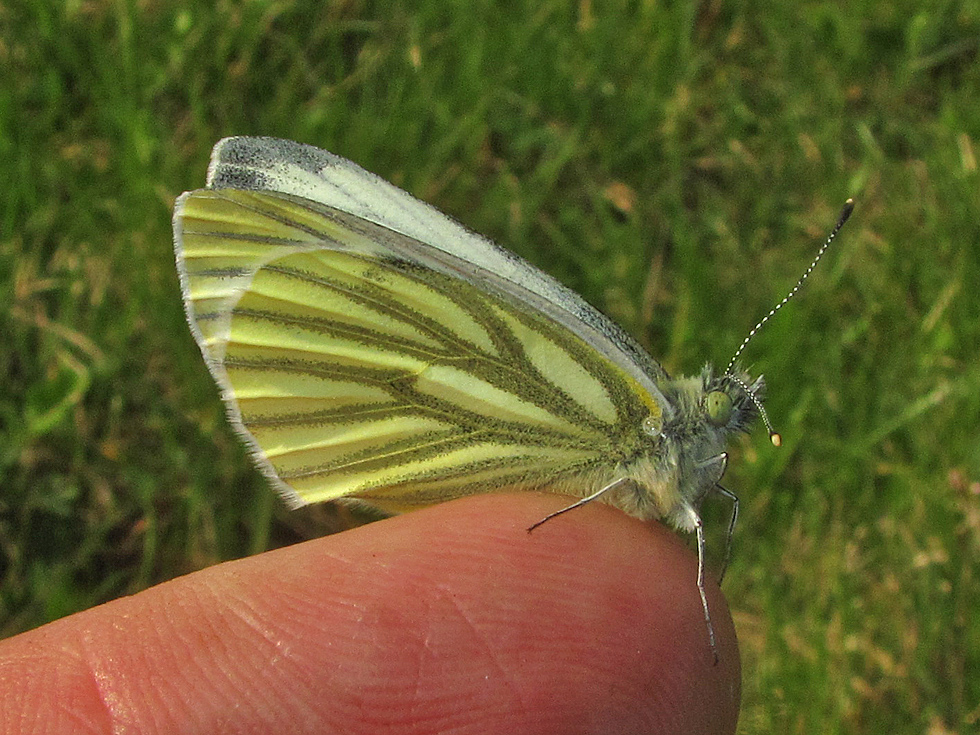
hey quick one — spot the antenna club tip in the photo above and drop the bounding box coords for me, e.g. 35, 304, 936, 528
838, 199, 855, 226
770, 432, 782, 447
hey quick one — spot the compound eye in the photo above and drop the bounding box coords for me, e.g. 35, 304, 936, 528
706, 390, 733, 427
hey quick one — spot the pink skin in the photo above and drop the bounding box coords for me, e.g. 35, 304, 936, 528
0, 493, 740, 735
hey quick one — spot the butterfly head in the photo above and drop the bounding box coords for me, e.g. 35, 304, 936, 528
705, 366, 766, 433
661, 364, 765, 441
649, 365, 766, 527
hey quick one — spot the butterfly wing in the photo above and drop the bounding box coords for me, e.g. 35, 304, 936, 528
203, 137, 670, 398
174, 140, 669, 512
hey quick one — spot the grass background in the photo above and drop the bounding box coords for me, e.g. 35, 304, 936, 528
1, 0, 978, 731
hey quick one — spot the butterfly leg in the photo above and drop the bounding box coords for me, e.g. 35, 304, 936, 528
713, 484, 739, 585
693, 510, 720, 665
527, 478, 630, 533
694, 452, 736, 583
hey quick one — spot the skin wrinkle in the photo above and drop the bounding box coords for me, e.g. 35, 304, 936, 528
23, 656, 110, 735
221, 568, 352, 731
428, 582, 529, 723
344, 583, 449, 732
405, 587, 458, 732
153, 587, 249, 724
205, 548, 358, 654
75, 623, 144, 735
48, 699, 102, 734
197, 566, 352, 730
241, 548, 446, 733
205, 592, 303, 720
76, 574, 302, 732
0, 645, 107, 734
370, 516, 680, 732
288, 535, 528, 732
411, 514, 645, 730
121, 600, 226, 731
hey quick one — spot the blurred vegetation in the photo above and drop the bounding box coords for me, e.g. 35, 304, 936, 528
1, 1, 978, 732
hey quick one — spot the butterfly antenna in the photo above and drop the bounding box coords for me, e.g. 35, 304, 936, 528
728, 372, 778, 444
724, 199, 854, 445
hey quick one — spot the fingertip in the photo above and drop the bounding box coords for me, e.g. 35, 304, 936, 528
0, 493, 740, 734
367, 493, 742, 733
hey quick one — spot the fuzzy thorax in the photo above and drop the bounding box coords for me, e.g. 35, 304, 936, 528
585, 364, 765, 531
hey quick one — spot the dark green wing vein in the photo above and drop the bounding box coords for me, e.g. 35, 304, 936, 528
240, 255, 617, 434
175, 188, 660, 507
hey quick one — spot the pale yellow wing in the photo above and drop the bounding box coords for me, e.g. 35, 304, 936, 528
174, 189, 663, 511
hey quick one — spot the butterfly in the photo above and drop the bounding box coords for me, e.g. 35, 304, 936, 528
173, 136, 852, 660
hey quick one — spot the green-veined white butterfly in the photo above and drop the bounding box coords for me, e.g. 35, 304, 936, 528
173, 136, 852, 660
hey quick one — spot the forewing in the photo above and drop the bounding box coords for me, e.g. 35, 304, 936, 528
204, 137, 671, 402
